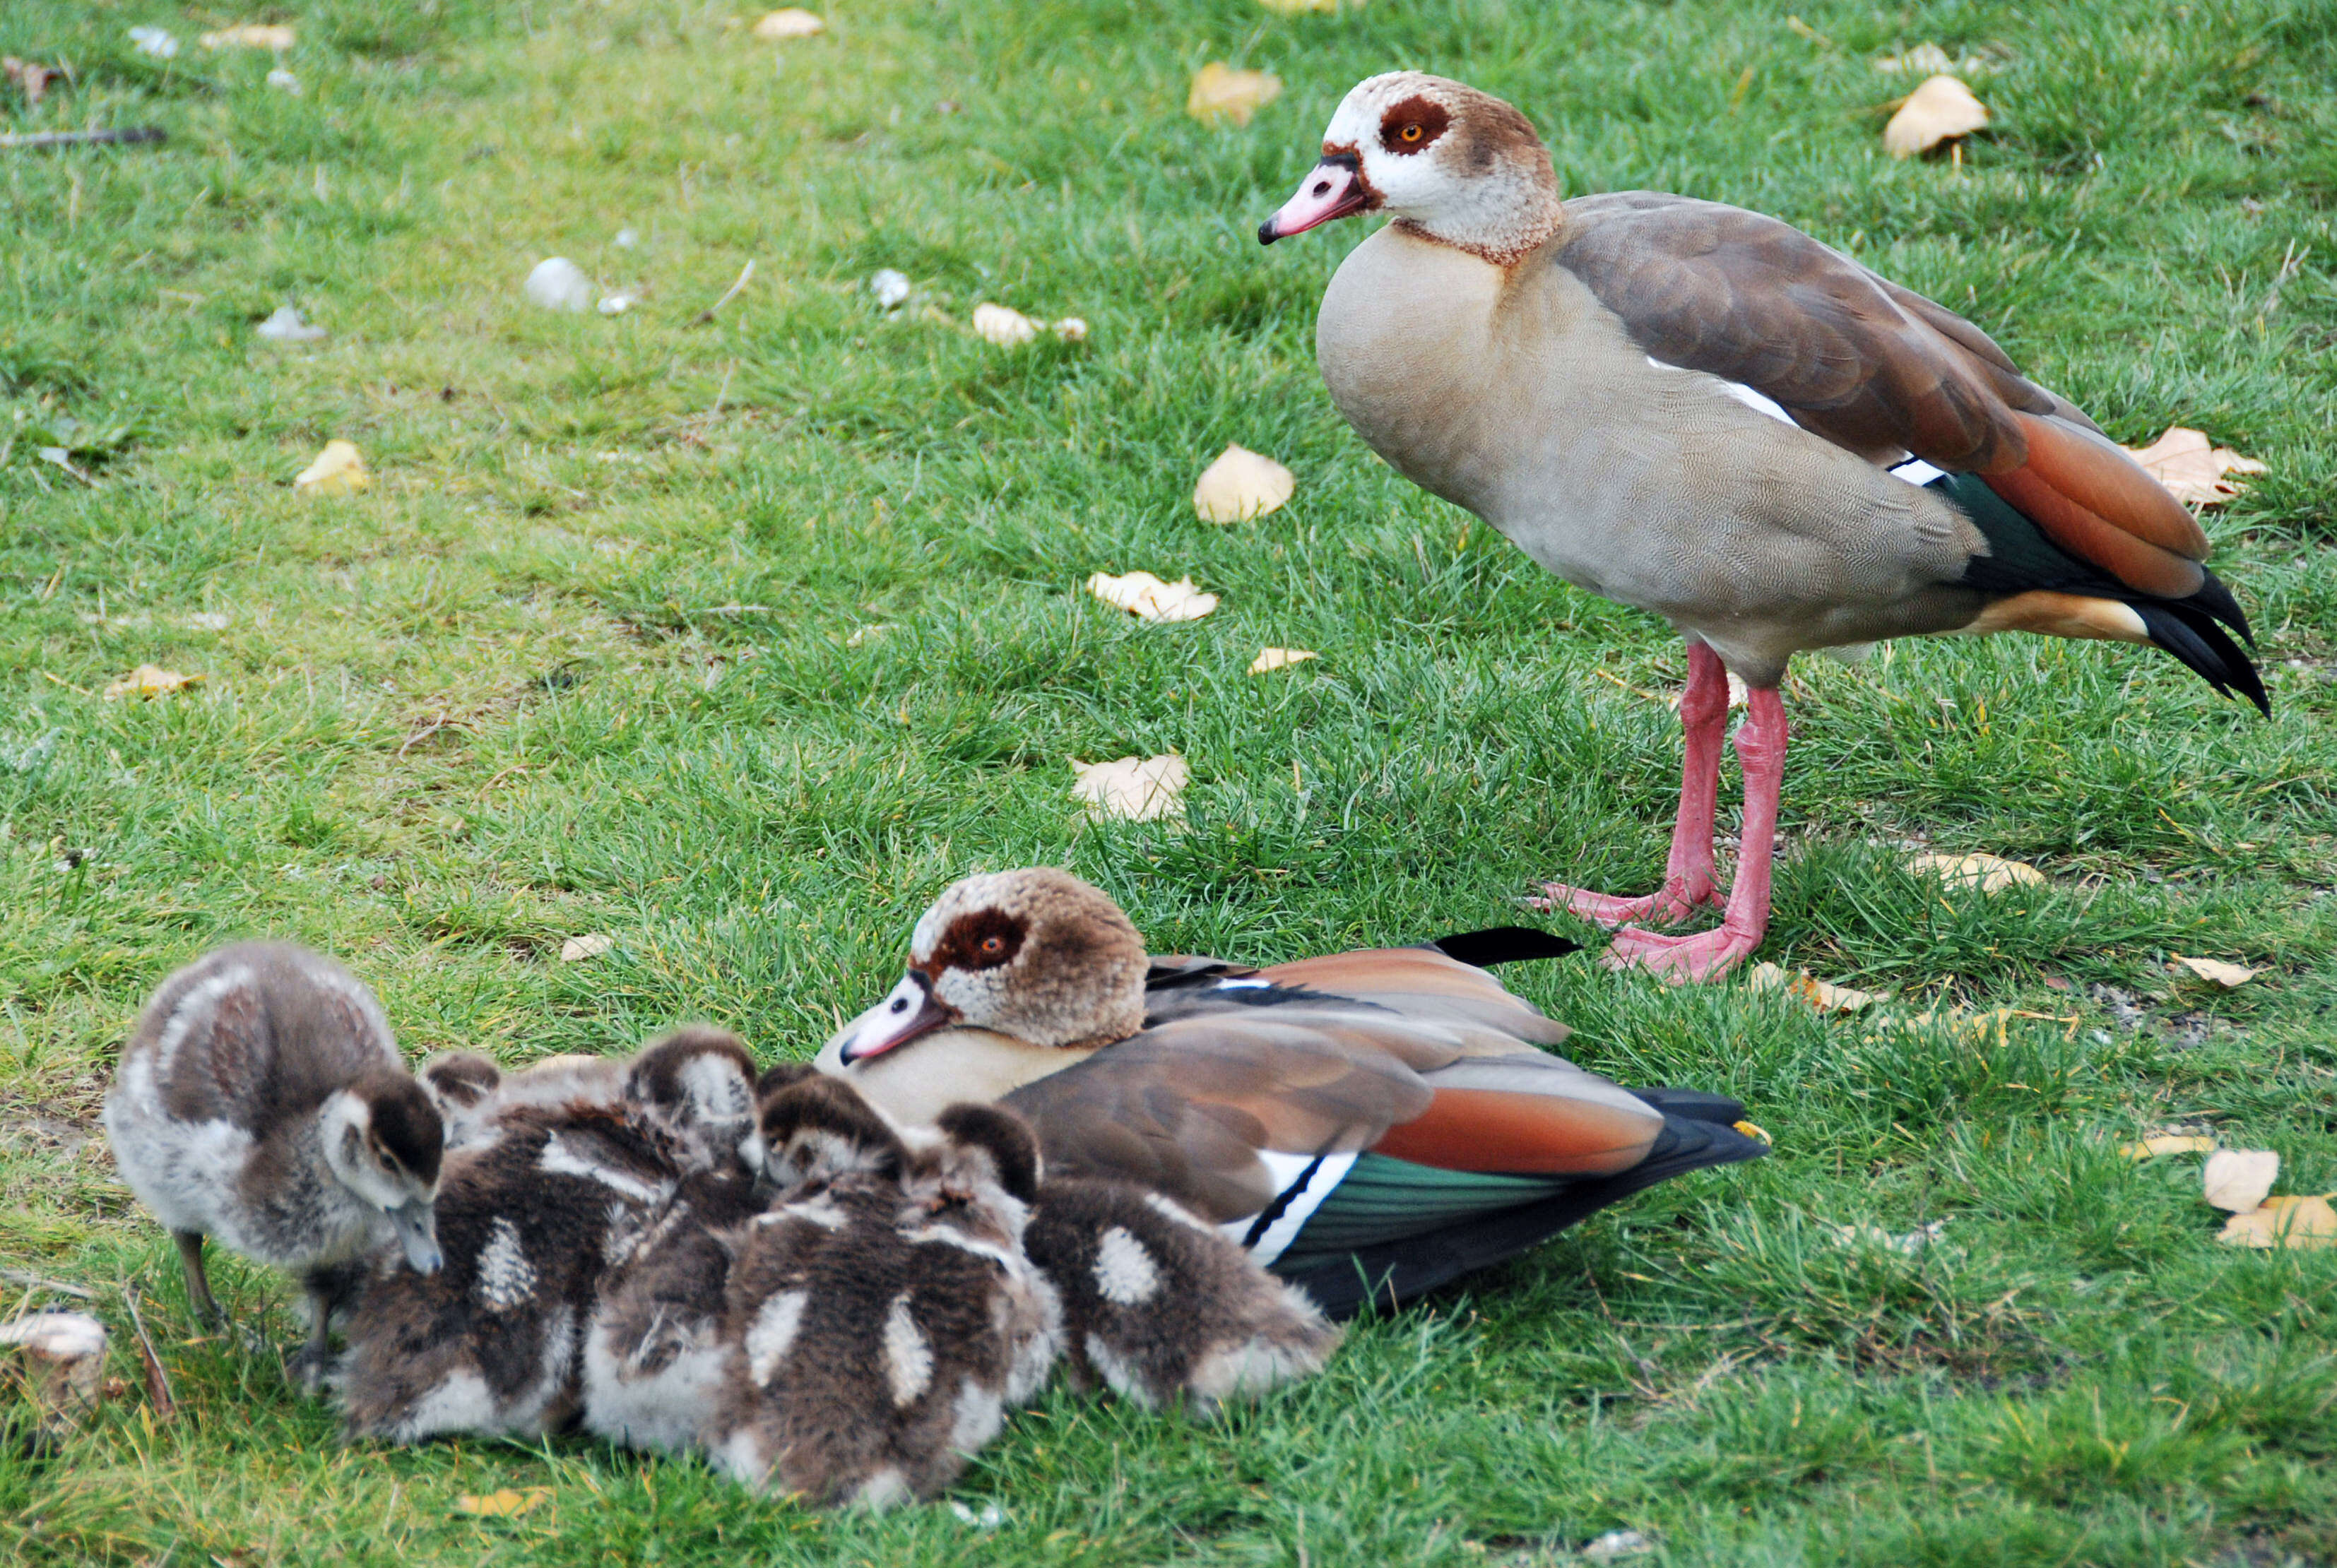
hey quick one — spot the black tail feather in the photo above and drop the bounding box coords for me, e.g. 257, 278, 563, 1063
1276, 1115, 1768, 1319
1424, 926, 1583, 968
1940, 472, 2268, 717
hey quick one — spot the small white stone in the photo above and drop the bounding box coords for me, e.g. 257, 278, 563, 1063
266, 67, 301, 94
524, 257, 593, 313
869, 268, 911, 309
596, 293, 637, 316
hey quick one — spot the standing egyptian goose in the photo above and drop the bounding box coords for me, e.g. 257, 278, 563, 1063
815, 869, 1766, 1317
1258, 73, 2266, 979
102, 944, 444, 1389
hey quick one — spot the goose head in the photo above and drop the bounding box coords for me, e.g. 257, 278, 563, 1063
319, 1071, 445, 1271
1258, 71, 1561, 264
822, 869, 1147, 1072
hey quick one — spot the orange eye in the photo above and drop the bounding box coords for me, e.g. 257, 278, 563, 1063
1400, 123, 1424, 143
979, 935, 1004, 956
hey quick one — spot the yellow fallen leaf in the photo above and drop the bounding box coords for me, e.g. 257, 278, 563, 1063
1070, 754, 1188, 822
1747, 962, 1879, 1013
2121, 426, 2266, 507
2218, 1194, 2337, 1250
1051, 316, 1089, 343
2170, 954, 2256, 987
1193, 444, 1295, 523
294, 440, 370, 496
1905, 852, 2045, 893
103, 665, 201, 701
751, 9, 824, 40
199, 23, 295, 50
2121, 1133, 2218, 1159
1883, 74, 1987, 158
1187, 63, 1281, 128
1732, 1119, 1772, 1146
1669, 670, 1749, 711
454, 1487, 550, 1518
2203, 1148, 2279, 1214
969, 302, 1101, 348
1087, 570, 1218, 624
1864, 1006, 2016, 1046
560, 933, 614, 963
1248, 648, 1318, 675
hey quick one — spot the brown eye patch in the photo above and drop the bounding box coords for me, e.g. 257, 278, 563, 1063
935, 908, 1027, 972
1379, 95, 1450, 156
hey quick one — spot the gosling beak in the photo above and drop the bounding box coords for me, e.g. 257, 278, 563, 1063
389, 1201, 442, 1273
1258, 153, 1370, 244
832, 971, 957, 1067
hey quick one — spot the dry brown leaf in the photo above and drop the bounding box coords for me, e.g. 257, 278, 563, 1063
199, 23, 295, 49
2170, 954, 2257, 987
2121, 426, 2267, 507
1087, 570, 1218, 624
1187, 63, 1282, 127
1248, 647, 1318, 675
1747, 962, 1879, 1013
971, 302, 1038, 346
1864, 1006, 2017, 1046
2218, 1194, 2337, 1250
1826, 1220, 1946, 1254
560, 933, 614, 963
751, 9, 825, 40
2121, 1132, 2218, 1159
1051, 316, 1089, 343
1070, 754, 1188, 822
294, 440, 370, 496
103, 665, 201, 701
1905, 851, 2045, 893
1193, 444, 1295, 523
454, 1487, 551, 1519
1669, 670, 1750, 711
2203, 1148, 2280, 1214
0, 1312, 107, 1439
1883, 74, 1987, 158
3, 57, 65, 105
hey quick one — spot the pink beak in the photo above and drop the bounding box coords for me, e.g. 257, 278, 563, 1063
1258, 155, 1371, 244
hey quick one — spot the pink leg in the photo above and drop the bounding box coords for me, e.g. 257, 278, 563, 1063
1530, 643, 1728, 927
1603, 685, 1787, 980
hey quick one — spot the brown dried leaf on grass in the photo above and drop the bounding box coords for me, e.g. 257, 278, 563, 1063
199, 24, 295, 49
1070, 754, 1188, 822
1905, 852, 2045, 893
1087, 571, 1217, 624
1194, 444, 1296, 523
560, 933, 614, 963
454, 1487, 551, 1518
2203, 1148, 2279, 1214
3, 57, 66, 105
2122, 427, 2266, 506
1883, 75, 1987, 158
971, 303, 1087, 347
104, 665, 201, 701
2219, 1195, 2337, 1249
751, 10, 824, 40
1746, 962, 1879, 1013
294, 440, 370, 496
2169, 954, 2256, 987
2120, 1131, 2218, 1159
1248, 648, 1318, 675
1188, 64, 1281, 127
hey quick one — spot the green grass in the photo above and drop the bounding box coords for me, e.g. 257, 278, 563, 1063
4, 0, 2336, 1562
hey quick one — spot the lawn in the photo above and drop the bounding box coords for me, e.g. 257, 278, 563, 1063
3, 0, 2336, 1562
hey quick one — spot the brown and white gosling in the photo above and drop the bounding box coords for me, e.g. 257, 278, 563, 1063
102, 943, 444, 1389
1024, 1178, 1340, 1413
706, 1081, 1058, 1509
340, 1027, 760, 1443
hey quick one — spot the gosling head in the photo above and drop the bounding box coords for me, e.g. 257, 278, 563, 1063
828, 869, 1148, 1066
319, 1071, 444, 1271
627, 1026, 764, 1175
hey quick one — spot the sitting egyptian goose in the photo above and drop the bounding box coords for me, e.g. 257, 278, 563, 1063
815, 869, 1766, 1317
1258, 73, 2266, 979
101, 944, 444, 1389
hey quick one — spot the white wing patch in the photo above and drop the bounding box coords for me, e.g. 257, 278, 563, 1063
1226, 1149, 1359, 1268
538, 1133, 663, 1202
745, 1290, 807, 1384
1648, 356, 1951, 489
1093, 1226, 1160, 1305
882, 1292, 933, 1406
474, 1217, 536, 1312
